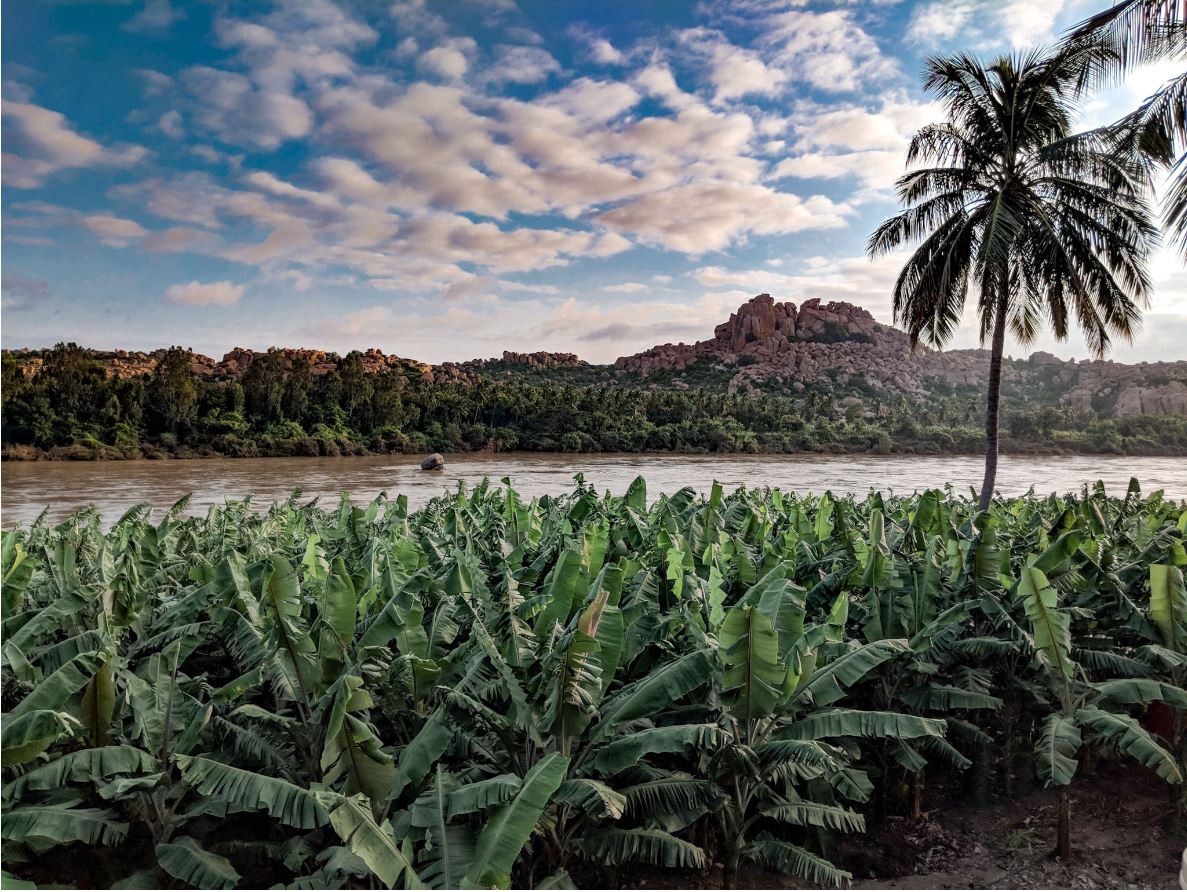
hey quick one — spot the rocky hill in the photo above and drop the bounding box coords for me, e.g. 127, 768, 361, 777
3, 346, 582, 387
5, 295, 1185, 419
614, 294, 1187, 418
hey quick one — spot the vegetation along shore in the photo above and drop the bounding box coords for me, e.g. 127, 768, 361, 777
2, 478, 1185, 889
4, 294, 1187, 463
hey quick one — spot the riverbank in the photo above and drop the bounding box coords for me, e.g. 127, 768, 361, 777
6, 437, 1187, 462
7, 344, 1187, 464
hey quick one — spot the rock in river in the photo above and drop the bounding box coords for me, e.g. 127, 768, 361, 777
420, 453, 445, 471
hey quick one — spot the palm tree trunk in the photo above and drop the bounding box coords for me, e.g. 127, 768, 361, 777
978, 295, 1009, 511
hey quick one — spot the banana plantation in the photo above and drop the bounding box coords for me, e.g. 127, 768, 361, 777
2, 478, 1185, 889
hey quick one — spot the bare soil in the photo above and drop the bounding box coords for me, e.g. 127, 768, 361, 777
847, 764, 1183, 889
618, 764, 1184, 890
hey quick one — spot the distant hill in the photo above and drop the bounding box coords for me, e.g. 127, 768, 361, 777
613, 294, 1187, 418
5, 294, 1186, 420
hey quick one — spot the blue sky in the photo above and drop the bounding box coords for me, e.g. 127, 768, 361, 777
3, 0, 1185, 364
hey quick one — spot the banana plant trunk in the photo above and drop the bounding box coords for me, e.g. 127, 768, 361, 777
979, 294, 1010, 512
724, 850, 741, 890
1057, 787, 1072, 860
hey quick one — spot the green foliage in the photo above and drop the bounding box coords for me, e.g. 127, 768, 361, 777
2, 479, 1185, 888
5, 343, 1186, 460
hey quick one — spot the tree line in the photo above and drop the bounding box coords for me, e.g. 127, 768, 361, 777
3, 343, 1186, 460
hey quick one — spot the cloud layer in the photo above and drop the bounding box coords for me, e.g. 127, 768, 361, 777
2, 0, 1184, 365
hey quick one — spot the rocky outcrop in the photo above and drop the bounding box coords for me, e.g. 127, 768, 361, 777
212, 347, 440, 380
2, 346, 480, 386
615, 293, 938, 394
614, 294, 1187, 415
1062, 363, 1187, 416
500, 350, 583, 368
464, 351, 587, 370
1113, 382, 1187, 416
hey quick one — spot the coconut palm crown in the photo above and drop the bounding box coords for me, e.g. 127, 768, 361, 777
1065, 0, 1186, 256
868, 46, 1158, 510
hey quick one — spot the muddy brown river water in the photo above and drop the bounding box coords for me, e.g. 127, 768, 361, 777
2, 452, 1185, 527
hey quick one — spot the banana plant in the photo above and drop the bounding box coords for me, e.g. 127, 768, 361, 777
1018, 560, 1186, 858
706, 565, 950, 887
4, 478, 1187, 889
857, 529, 999, 817
424, 540, 723, 884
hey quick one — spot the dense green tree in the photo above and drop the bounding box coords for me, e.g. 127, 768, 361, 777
147, 348, 199, 437
242, 352, 287, 424
39, 343, 104, 433
282, 356, 312, 423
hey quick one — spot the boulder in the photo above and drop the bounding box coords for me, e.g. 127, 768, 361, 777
420, 453, 445, 471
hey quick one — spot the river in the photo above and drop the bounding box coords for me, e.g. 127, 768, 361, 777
2, 452, 1185, 527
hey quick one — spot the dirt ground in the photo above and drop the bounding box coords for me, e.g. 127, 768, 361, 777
846, 764, 1183, 890
617, 764, 1184, 890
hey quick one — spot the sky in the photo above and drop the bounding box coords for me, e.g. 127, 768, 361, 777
2, 0, 1185, 365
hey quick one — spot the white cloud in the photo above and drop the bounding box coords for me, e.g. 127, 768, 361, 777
390, 0, 450, 40
770, 96, 940, 193
760, 9, 900, 93
568, 24, 628, 65
483, 45, 562, 84
162, 280, 246, 306
906, 0, 976, 46
135, 69, 174, 96
157, 109, 184, 138
903, 0, 1087, 52
1, 97, 146, 188
795, 99, 940, 153
123, 0, 185, 34
677, 28, 787, 102
770, 151, 902, 187
8, 0, 1185, 369
73, 0, 859, 290
1000, 0, 1066, 47
181, 66, 312, 150
597, 182, 850, 253
82, 213, 148, 247
418, 38, 476, 80
589, 38, 626, 65
176, 1, 375, 151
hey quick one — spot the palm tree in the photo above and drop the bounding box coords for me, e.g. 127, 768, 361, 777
1064, 1, 1186, 256
868, 47, 1157, 510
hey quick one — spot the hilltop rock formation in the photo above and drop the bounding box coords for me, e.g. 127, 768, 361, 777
3, 345, 480, 386
615, 293, 1187, 416
615, 293, 963, 395
464, 351, 587, 370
